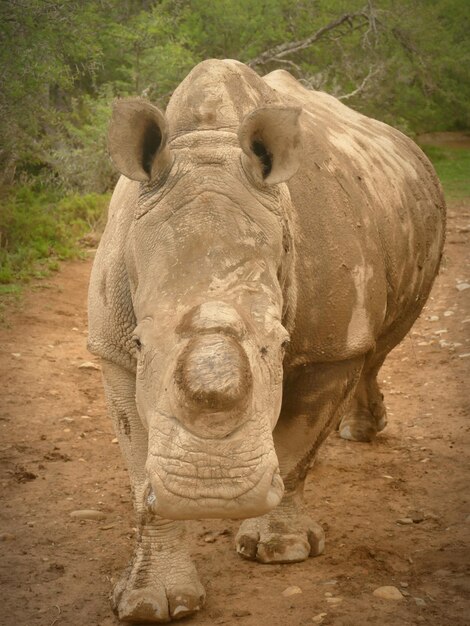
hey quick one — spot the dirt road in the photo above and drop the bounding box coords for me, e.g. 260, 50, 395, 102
1, 200, 469, 626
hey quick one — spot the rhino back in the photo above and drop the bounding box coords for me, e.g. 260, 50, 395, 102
264, 70, 445, 364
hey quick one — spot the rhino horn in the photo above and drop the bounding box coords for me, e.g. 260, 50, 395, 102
108, 97, 172, 182
175, 334, 252, 412
238, 105, 302, 185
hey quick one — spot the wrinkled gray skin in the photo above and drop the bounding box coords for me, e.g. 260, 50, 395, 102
88, 59, 445, 622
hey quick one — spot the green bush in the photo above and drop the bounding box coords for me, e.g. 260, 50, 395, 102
421, 145, 470, 199
0, 186, 109, 285
50, 90, 119, 193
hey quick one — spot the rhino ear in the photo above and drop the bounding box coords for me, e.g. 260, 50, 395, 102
108, 98, 171, 182
238, 106, 302, 185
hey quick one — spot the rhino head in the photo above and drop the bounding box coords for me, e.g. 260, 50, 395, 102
108, 97, 302, 520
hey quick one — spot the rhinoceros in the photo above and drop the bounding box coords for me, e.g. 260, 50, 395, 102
88, 59, 445, 622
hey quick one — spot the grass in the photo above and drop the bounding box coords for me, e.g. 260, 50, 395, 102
420, 145, 470, 199
0, 186, 109, 317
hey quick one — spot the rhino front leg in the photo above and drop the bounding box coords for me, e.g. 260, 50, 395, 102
236, 356, 364, 563
102, 362, 205, 623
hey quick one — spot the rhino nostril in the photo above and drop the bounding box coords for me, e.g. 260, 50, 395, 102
175, 334, 252, 411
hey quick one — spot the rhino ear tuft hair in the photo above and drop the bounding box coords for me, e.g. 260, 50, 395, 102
108, 98, 171, 182
238, 106, 302, 185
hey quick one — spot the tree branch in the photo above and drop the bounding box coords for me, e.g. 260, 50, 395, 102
248, 9, 371, 68
338, 66, 381, 101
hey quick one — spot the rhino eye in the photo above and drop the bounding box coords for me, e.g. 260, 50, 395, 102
132, 336, 142, 352
281, 338, 290, 351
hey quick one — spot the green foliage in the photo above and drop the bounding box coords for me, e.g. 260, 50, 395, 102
51, 88, 119, 193
0, 1, 103, 183
176, 0, 289, 61
421, 146, 470, 199
0, 187, 109, 285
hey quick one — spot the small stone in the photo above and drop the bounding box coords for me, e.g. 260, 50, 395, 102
324, 592, 333, 597
433, 569, 451, 577
373, 586, 404, 601
410, 510, 425, 523
72, 327, 79, 331
414, 597, 426, 607
204, 534, 216, 543
112, 438, 118, 444
312, 614, 327, 624
397, 518, 414, 525
399, 582, 409, 588
326, 597, 342, 605
0, 533, 16, 541
428, 315, 439, 321
78, 361, 101, 371
232, 610, 251, 617
459, 353, 470, 358
99, 524, 115, 530
80, 415, 92, 419
11, 353, 21, 357
443, 310, 455, 317
434, 329, 448, 335
382, 475, 394, 479
70, 509, 106, 521
456, 282, 470, 291
282, 586, 303, 597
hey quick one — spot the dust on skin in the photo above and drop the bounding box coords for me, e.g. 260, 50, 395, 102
347, 264, 376, 352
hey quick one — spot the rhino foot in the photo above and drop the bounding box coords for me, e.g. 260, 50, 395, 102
339, 367, 388, 442
112, 545, 205, 623
235, 501, 324, 564
338, 409, 387, 442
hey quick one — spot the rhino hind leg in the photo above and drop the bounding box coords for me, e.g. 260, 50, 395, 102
102, 362, 205, 623
236, 490, 324, 563
338, 357, 387, 442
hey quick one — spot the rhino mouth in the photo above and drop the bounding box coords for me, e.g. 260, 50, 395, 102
145, 410, 284, 519
147, 461, 284, 520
